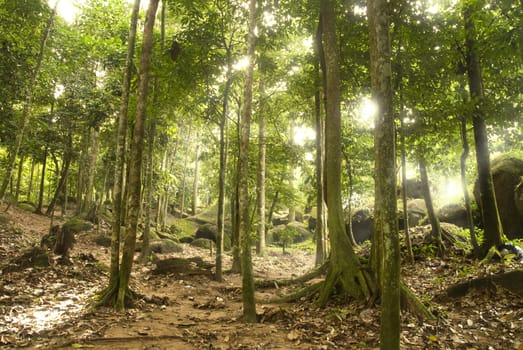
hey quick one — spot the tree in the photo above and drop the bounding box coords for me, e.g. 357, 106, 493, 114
0, 0, 58, 202
368, 0, 400, 346
238, 0, 257, 323
317, 0, 372, 306
462, 0, 504, 252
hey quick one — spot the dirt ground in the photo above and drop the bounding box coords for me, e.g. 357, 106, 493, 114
1, 205, 522, 349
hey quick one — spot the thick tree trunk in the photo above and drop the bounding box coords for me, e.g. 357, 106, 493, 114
463, 2, 504, 251
317, 0, 371, 306
368, 0, 400, 347
116, 0, 159, 310
0, 2, 58, 201
238, 0, 257, 323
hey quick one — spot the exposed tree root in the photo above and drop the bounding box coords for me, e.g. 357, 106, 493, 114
445, 269, 523, 298
93, 282, 141, 310
268, 281, 324, 303
400, 282, 435, 320
255, 262, 328, 289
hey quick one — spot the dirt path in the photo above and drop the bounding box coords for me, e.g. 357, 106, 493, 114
1, 206, 522, 349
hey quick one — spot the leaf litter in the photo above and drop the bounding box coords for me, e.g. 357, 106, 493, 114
0, 206, 522, 349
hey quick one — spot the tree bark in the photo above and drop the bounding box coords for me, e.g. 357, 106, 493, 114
141, 119, 155, 264
317, 0, 371, 306
460, 112, 478, 249
419, 159, 444, 256
216, 61, 231, 281
103, 0, 140, 304
46, 132, 73, 216
256, 80, 267, 256
463, 1, 504, 251
238, 0, 257, 323
84, 126, 100, 213
35, 147, 48, 215
116, 0, 159, 310
368, 0, 400, 347
192, 140, 200, 215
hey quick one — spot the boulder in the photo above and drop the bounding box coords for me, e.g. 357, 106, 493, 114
150, 239, 183, 254
474, 155, 523, 239
348, 208, 373, 244
438, 203, 468, 228
398, 178, 424, 199
194, 223, 231, 250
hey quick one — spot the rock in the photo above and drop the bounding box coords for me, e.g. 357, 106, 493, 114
150, 239, 183, 254
474, 155, 523, 239
348, 208, 373, 244
438, 203, 468, 228
95, 235, 112, 247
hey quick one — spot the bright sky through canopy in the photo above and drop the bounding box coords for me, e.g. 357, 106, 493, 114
50, 0, 150, 23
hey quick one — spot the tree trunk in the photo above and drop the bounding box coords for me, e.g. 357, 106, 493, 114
463, 2, 504, 251
0, 2, 58, 201
116, 0, 159, 310
27, 159, 36, 203
192, 140, 200, 215
314, 23, 327, 266
14, 154, 25, 204
459, 96, 478, 249
84, 127, 100, 213
256, 80, 266, 256
141, 118, 155, 264
216, 55, 232, 281
368, 0, 400, 347
46, 133, 73, 216
400, 121, 414, 264
35, 147, 48, 215
317, 0, 372, 307
238, 0, 257, 323
231, 99, 242, 274
97, 0, 141, 307
419, 159, 444, 256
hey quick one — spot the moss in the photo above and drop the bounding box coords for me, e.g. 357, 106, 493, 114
63, 218, 93, 233
190, 238, 214, 249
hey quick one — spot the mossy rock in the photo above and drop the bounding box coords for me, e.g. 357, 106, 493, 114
3, 246, 50, 272
18, 202, 36, 212
190, 238, 215, 249
63, 218, 93, 233
95, 235, 112, 247
150, 239, 183, 254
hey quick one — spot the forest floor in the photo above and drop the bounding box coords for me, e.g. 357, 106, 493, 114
0, 205, 522, 350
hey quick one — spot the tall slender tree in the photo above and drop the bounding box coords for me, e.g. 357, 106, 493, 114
0, 1, 59, 202
238, 0, 257, 323
463, 0, 504, 252
97, 0, 141, 308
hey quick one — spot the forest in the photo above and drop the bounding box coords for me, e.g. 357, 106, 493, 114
1, 0, 523, 349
